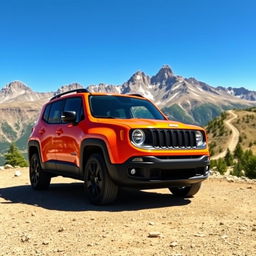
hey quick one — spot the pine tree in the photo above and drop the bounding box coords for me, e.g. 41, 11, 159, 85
216, 158, 227, 175
244, 155, 256, 179
234, 144, 243, 159
231, 162, 243, 177
4, 143, 28, 167
224, 148, 233, 166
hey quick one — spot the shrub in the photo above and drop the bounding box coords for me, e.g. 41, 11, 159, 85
224, 149, 233, 166
4, 143, 28, 167
215, 158, 227, 175
244, 155, 256, 179
234, 144, 243, 159
231, 162, 243, 177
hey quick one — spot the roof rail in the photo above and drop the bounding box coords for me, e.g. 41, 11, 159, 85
50, 88, 90, 101
127, 93, 144, 98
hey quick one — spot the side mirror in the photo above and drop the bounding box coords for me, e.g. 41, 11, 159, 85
61, 111, 77, 124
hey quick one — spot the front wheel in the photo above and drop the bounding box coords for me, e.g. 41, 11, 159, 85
169, 182, 202, 197
29, 153, 51, 190
84, 153, 118, 205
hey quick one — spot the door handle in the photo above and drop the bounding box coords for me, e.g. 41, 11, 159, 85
39, 128, 45, 135
56, 129, 63, 135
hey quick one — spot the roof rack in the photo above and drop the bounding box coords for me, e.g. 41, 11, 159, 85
127, 93, 144, 98
50, 89, 89, 101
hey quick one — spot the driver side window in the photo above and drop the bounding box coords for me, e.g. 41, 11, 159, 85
63, 97, 84, 123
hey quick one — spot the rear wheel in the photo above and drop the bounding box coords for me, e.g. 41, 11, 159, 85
169, 182, 202, 197
29, 153, 51, 190
84, 153, 118, 205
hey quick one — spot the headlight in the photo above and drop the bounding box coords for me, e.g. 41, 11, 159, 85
195, 131, 205, 147
131, 129, 145, 146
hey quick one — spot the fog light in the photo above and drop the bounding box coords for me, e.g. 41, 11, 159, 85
130, 168, 136, 175
132, 157, 143, 162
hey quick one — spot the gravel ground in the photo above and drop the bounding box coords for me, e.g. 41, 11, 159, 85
0, 168, 255, 256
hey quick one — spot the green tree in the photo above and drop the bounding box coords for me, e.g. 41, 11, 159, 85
231, 162, 243, 177
210, 159, 217, 168
216, 158, 227, 175
224, 148, 233, 166
234, 144, 243, 159
241, 149, 253, 166
4, 143, 28, 167
244, 155, 256, 179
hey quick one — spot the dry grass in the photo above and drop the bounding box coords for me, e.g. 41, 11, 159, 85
231, 109, 256, 154
206, 112, 232, 156
207, 109, 256, 157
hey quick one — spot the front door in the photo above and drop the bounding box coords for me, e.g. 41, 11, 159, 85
54, 96, 85, 175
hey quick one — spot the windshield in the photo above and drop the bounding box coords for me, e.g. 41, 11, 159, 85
89, 95, 166, 120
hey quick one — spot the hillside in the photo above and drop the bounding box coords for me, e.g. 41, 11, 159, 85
207, 107, 256, 158
0, 101, 45, 164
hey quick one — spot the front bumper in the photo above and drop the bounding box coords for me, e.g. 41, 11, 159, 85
108, 155, 210, 188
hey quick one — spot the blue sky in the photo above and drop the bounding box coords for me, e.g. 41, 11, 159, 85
0, 0, 256, 91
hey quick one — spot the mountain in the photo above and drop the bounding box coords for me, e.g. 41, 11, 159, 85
0, 65, 256, 165
89, 65, 256, 125
55, 83, 84, 95
216, 86, 256, 101
0, 81, 53, 104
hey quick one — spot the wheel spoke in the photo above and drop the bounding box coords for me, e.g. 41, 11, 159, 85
86, 161, 102, 198
30, 156, 40, 186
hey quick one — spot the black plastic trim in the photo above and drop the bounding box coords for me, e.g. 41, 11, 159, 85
107, 155, 210, 188
80, 138, 112, 177
28, 140, 44, 167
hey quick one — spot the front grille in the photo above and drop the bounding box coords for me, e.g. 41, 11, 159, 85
148, 129, 197, 149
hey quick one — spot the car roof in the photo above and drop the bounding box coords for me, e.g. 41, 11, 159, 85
50, 89, 145, 102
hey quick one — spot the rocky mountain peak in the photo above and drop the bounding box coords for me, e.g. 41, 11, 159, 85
1, 81, 31, 94
0, 81, 33, 103
161, 64, 173, 73
151, 65, 174, 85
55, 83, 84, 94
127, 71, 150, 85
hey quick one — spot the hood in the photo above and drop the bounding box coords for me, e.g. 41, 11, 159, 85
92, 118, 203, 130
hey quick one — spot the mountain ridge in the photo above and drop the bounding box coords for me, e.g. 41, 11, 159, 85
0, 65, 256, 165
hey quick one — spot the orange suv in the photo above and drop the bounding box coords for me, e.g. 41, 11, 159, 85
28, 89, 210, 204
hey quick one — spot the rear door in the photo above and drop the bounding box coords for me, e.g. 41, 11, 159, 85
38, 103, 54, 164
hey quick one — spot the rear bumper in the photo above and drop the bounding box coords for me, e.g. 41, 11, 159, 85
108, 155, 210, 188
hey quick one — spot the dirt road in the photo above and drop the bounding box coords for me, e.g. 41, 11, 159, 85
0, 168, 255, 256
212, 110, 240, 160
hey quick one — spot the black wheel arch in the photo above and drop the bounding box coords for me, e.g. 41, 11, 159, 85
28, 140, 44, 168
80, 138, 112, 177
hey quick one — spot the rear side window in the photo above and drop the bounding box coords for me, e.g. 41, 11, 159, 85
63, 97, 84, 123
43, 104, 51, 122
48, 100, 64, 124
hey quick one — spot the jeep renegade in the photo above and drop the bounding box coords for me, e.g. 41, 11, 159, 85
28, 89, 210, 204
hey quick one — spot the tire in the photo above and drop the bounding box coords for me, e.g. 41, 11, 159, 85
84, 153, 118, 205
29, 153, 51, 190
169, 182, 202, 197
